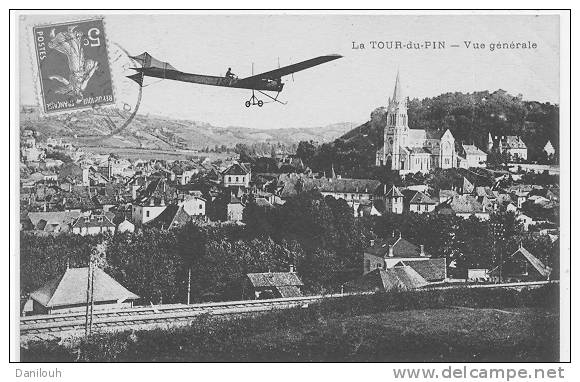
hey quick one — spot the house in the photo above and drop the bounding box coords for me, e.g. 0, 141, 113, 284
437, 194, 490, 220
301, 177, 382, 214
222, 162, 251, 189
403, 190, 437, 214
363, 233, 446, 281
23, 211, 81, 234
117, 219, 135, 233
244, 268, 304, 299
516, 213, 534, 231
543, 140, 555, 157
344, 266, 428, 293
131, 177, 176, 226
384, 185, 404, 214
227, 193, 245, 221
498, 135, 528, 161
146, 195, 207, 229
460, 144, 487, 168
71, 214, 116, 236
179, 193, 206, 216
26, 267, 139, 315
438, 189, 458, 204
488, 244, 552, 282
356, 200, 383, 217
467, 268, 490, 282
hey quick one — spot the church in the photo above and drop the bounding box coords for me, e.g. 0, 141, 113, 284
375, 72, 459, 174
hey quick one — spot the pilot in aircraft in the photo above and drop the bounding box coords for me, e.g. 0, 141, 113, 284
225, 67, 236, 79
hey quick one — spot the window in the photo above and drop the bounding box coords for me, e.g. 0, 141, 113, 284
199, 204, 203, 209
228, 176, 231, 182
236, 177, 239, 182
364, 259, 371, 272
146, 211, 150, 218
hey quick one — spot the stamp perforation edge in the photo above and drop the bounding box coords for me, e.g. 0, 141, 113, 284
26, 15, 118, 117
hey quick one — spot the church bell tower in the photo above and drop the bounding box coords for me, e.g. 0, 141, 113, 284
384, 71, 409, 170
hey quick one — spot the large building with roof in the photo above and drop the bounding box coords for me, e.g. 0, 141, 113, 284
376, 72, 487, 173
26, 267, 139, 315
376, 72, 458, 173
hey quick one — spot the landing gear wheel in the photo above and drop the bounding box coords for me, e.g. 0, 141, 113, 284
257, 100, 264, 107
245, 101, 251, 108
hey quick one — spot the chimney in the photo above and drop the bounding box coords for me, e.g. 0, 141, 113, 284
160, 198, 166, 206
388, 245, 394, 257
149, 198, 154, 206
420, 245, 425, 257
289, 264, 295, 273
370, 239, 375, 247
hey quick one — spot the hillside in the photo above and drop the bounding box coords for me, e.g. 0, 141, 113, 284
300, 90, 559, 176
19, 106, 355, 151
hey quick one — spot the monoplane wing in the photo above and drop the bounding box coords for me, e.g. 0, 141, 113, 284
236, 54, 343, 87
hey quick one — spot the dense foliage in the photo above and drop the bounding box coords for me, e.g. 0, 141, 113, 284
21, 191, 559, 304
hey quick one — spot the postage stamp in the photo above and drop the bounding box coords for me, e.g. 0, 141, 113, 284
32, 18, 115, 114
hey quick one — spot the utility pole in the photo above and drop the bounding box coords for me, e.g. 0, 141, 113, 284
89, 259, 95, 335
187, 266, 191, 305
491, 221, 505, 283
85, 241, 106, 337
84, 258, 92, 336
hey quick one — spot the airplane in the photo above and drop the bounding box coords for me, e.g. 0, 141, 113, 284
127, 52, 342, 107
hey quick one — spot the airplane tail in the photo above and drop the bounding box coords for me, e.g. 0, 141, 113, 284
127, 72, 144, 86
127, 52, 177, 86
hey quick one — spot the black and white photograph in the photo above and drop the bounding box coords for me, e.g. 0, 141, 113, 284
8, 8, 571, 374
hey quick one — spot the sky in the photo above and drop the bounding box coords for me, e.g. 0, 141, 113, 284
19, 13, 560, 129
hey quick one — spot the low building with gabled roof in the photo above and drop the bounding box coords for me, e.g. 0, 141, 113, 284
460, 144, 487, 168
244, 268, 304, 299
27, 267, 139, 315
345, 266, 428, 293
436, 194, 490, 220
403, 190, 437, 214
71, 213, 116, 236
488, 244, 552, 282
498, 135, 528, 160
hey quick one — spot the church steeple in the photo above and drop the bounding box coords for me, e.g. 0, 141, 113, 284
392, 70, 404, 103
384, 70, 409, 171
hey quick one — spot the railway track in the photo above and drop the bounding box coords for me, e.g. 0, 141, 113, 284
20, 295, 329, 343
20, 281, 555, 343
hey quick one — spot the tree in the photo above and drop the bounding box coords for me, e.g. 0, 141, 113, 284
296, 141, 318, 167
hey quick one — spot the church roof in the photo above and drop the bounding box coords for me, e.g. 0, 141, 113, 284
406, 147, 431, 154
462, 144, 487, 156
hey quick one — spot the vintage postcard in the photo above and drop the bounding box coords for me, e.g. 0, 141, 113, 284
10, 10, 570, 373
